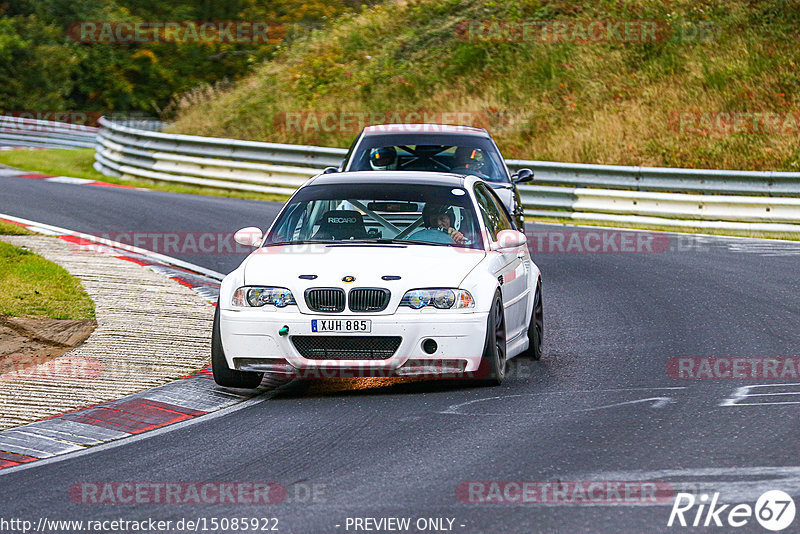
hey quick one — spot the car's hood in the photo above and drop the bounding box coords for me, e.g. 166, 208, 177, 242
243, 244, 485, 290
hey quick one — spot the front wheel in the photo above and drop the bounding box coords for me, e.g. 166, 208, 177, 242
519, 279, 543, 360
211, 305, 264, 388
477, 291, 507, 386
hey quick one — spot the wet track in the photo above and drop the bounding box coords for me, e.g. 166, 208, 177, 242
1, 175, 800, 533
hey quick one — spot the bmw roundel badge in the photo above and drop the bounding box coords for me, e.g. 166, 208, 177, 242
342, 275, 356, 283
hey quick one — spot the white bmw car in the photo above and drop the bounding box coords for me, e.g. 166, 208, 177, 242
213, 171, 542, 387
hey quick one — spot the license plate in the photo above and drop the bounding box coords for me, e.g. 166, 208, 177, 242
311, 319, 371, 333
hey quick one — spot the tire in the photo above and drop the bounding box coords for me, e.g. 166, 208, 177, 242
211, 305, 263, 388
519, 279, 543, 360
477, 290, 507, 386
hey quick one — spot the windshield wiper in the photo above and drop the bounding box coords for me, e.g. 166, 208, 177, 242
263, 240, 329, 246
355, 239, 465, 248
332, 239, 409, 245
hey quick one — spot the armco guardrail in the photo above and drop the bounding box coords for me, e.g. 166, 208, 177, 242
506, 159, 800, 233
506, 159, 800, 196
0, 115, 98, 149
93, 119, 800, 234
94, 118, 345, 195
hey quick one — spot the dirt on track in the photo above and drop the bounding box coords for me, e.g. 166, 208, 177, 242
0, 317, 95, 377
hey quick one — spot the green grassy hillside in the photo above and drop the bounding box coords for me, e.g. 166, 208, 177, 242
169, 0, 800, 171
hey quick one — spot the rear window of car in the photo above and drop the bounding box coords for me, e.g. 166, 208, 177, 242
347, 134, 509, 184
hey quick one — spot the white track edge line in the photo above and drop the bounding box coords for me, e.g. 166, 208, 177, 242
0, 212, 225, 280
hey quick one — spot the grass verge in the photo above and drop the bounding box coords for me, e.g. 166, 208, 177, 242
0, 148, 291, 203
0, 221, 34, 236
0, 239, 95, 320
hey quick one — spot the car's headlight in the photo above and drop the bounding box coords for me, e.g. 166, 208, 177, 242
232, 286, 296, 308
400, 289, 474, 309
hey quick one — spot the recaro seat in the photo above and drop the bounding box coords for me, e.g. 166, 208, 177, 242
312, 210, 369, 240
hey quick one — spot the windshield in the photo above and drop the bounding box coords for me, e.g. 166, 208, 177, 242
265, 183, 483, 249
346, 133, 509, 183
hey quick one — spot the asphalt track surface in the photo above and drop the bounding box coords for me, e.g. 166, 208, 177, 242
1, 174, 800, 533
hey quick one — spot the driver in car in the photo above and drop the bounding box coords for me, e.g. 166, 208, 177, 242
409, 203, 466, 245
369, 147, 398, 170
451, 146, 488, 177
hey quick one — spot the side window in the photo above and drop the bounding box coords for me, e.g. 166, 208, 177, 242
270, 203, 306, 242
489, 139, 512, 182
474, 184, 501, 241
485, 187, 513, 232
297, 202, 317, 239
342, 134, 362, 171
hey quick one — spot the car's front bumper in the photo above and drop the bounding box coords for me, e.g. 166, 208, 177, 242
219, 308, 488, 376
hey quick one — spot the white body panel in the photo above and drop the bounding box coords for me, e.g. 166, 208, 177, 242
217, 173, 541, 376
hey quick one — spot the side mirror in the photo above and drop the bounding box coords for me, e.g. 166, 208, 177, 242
495, 229, 527, 251
511, 168, 534, 183
234, 227, 264, 247
323, 167, 338, 174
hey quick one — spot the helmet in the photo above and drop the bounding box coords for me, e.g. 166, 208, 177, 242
422, 203, 454, 229
369, 147, 398, 170
453, 146, 486, 174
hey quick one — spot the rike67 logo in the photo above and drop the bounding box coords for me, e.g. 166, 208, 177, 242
668, 490, 796, 531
